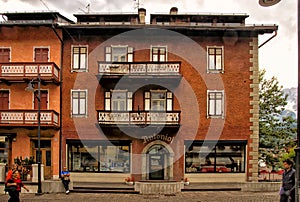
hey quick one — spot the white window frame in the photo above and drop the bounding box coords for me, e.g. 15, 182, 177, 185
207, 46, 224, 73
105, 90, 132, 111
207, 90, 224, 119
71, 89, 88, 117
145, 90, 172, 111
71, 45, 88, 72
150, 46, 167, 62
105, 45, 133, 62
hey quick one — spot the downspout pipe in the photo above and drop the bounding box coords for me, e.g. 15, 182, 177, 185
51, 24, 64, 178
258, 30, 277, 48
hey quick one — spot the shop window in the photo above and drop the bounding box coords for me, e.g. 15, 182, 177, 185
67, 140, 130, 173
72, 46, 88, 71
0, 48, 10, 62
207, 90, 224, 118
71, 90, 87, 117
0, 136, 9, 164
207, 46, 224, 73
185, 140, 246, 173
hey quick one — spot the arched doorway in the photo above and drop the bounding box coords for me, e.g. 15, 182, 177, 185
142, 140, 174, 180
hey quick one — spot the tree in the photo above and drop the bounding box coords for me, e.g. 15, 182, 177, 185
259, 69, 297, 170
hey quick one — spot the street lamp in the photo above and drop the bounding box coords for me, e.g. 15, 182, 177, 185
25, 74, 42, 195
258, 0, 299, 201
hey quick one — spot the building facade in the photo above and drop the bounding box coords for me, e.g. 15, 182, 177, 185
0, 7, 277, 183
0, 12, 71, 180
61, 8, 277, 183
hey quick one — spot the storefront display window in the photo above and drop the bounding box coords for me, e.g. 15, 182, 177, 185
68, 140, 130, 173
185, 140, 246, 173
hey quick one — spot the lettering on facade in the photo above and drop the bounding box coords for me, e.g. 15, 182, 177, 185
143, 134, 174, 144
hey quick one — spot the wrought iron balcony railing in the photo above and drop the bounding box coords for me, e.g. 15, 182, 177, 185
98, 110, 180, 125
98, 62, 181, 75
0, 62, 60, 83
0, 110, 59, 127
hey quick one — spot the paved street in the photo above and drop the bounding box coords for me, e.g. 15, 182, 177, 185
0, 191, 280, 202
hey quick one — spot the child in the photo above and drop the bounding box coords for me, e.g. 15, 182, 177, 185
6, 170, 29, 202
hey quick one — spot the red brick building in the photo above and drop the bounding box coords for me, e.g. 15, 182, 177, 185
61, 7, 277, 183
0, 7, 277, 184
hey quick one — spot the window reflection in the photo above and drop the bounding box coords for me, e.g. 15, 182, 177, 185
185, 141, 246, 173
68, 141, 130, 173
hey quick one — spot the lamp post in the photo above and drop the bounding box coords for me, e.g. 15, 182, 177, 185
25, 74, 42, 195
259, 0, 299, 201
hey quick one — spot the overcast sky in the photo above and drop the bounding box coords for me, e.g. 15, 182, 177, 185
0, 0, 297, 88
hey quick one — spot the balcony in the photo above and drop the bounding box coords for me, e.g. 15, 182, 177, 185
0, 110, 59, 129
97, 62, 182, 89
0, 62, 60, 84
98, 111, 180, 125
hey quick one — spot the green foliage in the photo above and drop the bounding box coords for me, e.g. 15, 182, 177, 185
259, 70, 297, 169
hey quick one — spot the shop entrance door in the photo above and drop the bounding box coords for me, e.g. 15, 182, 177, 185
149, 154, 164, 180
32, 140, 51, 179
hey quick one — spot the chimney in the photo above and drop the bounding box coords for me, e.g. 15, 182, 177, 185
138, 8, 146, 24
170, 7, 178, 15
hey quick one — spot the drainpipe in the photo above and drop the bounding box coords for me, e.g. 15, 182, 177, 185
258, 30, 277, 48
51, 24, 64, 178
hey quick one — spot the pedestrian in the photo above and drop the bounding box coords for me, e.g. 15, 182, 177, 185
6, 164, 19, 181
279, 158, 295, 202
5, 170, 29, 202
60, 166, 70, 194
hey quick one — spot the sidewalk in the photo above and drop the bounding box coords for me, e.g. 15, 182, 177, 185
0, 191, 280, 202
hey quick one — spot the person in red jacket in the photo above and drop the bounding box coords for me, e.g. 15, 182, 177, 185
6, 164, 19, 181
6, 170, 29, 202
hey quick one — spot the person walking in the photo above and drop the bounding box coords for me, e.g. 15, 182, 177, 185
6, 170, 29, 202
60, 166, 70, 194
6, 164, 19, 181
280, 159, 295, 202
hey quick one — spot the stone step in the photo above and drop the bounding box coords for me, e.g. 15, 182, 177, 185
72, 182, 139, 194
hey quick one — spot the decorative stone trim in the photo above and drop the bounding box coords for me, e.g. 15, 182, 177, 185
249, 37, 259, 182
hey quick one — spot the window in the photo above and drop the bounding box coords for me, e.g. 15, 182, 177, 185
105, 90, 132, 111
71, 90, 87, 116
105, 46, 133, 62
0, 90, 9, 110
67, 140, 131, 173
185, 140, 246, 173
207, 46, 224, 72
0, 48, 10, 62
151, 46, 167, 62
145, 90, 173, 111
34, 47, 49, 62
72, 46, 88, 71
207, 91, 224, 118
0, 136, 10, 164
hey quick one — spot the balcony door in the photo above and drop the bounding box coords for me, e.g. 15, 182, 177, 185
0, 91, 9, 110
34, 90, 48, 110
145, 90, 173, 111
34, 48, 49, 62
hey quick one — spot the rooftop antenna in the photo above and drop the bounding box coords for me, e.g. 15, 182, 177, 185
133, 0, 142, 10
78, 2, 91, 14
40, 0, 50, 11
86, 3, 90, 13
